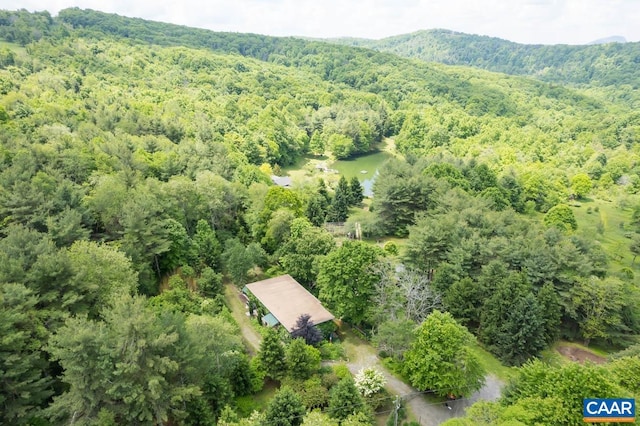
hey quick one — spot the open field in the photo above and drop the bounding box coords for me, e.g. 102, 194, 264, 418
571, 196, 640, 282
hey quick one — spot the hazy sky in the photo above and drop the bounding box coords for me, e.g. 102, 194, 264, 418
5, 0, 640, 45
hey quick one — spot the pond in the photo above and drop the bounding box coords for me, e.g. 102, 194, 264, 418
332, 150, 392, 197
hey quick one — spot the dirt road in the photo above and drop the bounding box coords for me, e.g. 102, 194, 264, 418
224, 283, 262, 354
224, 285, 502, 425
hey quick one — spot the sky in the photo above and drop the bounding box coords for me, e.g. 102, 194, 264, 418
5, 0, 640, 45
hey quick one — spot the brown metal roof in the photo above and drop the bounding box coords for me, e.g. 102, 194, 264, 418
245, 274, 334, 331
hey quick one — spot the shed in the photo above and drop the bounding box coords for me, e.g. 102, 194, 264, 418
245, 274, 334, 332
271, 175, 292, 187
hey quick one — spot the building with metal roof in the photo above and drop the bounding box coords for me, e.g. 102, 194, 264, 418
244, 274, 334, 332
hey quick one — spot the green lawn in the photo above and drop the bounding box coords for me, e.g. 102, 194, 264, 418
0, 40, 25, 53
234, 380, 278, 417
571, 197, 640, 281
468, 342, 515, 382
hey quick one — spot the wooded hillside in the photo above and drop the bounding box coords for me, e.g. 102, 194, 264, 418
0, 8, 639, 426
332, 29, 640, 96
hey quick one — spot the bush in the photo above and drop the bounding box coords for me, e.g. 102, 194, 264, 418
383, 241, 399, 255
319, 342, 345, 360
380, 357, 408, 380
318, 321, 338, 338
234, 395, 260, 417
280, 376, 305, 392
354, 367, 386, 397
321, 371, 340, 389
301, 376, 330, 409
365, 387, 390, 411
249, 357, 266, 393
332, 364, 352, 380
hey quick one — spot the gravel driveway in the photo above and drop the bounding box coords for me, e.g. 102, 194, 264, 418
343, 336, 503, 425
224, 287, 503, 425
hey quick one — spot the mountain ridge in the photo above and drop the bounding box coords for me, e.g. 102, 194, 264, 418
328, 29, 640, 90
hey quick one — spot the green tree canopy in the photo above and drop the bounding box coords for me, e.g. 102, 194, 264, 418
263, 386, 306, 426
317, 240, 383, 325
327, 377, 367, 421
285, 338, 321, 380
543, 204, 577, 232
0, 283, 52, 425
47, 294, 201, 424
570, 173, 592, 198
258, 328, 287, 380
403, 310, 485, 397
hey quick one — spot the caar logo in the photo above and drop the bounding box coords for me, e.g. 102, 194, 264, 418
583, 398, 635, 423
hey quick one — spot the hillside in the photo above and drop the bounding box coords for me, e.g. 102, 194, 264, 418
1, 8, 640, 426
331, 29, 640, 94
2, 9, 637, 174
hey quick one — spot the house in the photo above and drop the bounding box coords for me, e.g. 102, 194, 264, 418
244, 274, 334, 332
271, 175, 292, 187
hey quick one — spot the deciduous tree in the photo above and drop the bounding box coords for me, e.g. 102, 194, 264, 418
372, 319, 415, 361
570, 173, 592, 199
279, 224, 335, 287
290, 314, 324, 346
543, 204, 577, 232
317, 241, 383, 325
403, 310, 485, 397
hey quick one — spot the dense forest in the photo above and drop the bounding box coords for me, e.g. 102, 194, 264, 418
0, 8, 639, 426
333, 29, 640, 96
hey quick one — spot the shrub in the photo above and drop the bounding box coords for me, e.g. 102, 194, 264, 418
332, 364, 351, 380
383, 241, 399, 255
319, 342, 345, 360
354, 367, 386, 397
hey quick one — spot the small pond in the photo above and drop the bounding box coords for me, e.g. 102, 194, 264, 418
332, 151, 392, 197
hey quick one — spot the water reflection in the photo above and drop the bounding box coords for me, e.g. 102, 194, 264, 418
361, 170, 379, 197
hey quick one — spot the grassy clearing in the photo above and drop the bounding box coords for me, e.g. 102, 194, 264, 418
541, 341, 610, 367
469, 342, 515, 382
235, 380, 278, 417
0, 40, 26, 54
338, 325, 373, 360
571, 197, 640, 281
539, 347, 567, 366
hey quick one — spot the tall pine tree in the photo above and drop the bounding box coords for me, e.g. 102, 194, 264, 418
263, 386, 306, 426
349, 176, 364, 205
257, 328, 286, 380
327, 176, 350, 222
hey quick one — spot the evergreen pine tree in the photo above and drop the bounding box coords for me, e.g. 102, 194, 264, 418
263, 386, 306, 426
348, 176, 364, 205
318, 179, 331, 204
328, 377, 366, 421
327, 176, 350, 222
285, 338, 321, 380
305, 194, 328, 227
257, 328, 286, 380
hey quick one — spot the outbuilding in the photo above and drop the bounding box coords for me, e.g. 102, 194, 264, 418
244, 274, 334, 332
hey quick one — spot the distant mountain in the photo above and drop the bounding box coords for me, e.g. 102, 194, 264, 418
588, 36, 626, 45
331, 29, 640, 89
